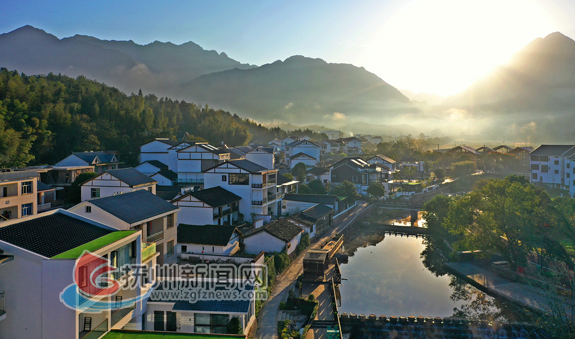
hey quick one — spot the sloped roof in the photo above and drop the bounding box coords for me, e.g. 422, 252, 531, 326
152, 170, 177, 181
289, 152, 316, 160
89, 190, 178, 224
37, 181, 54, 191
156, 185, 181, 201
493, 145, 513, 152
141, 160, 169, 170
206, 159, 269, 174
370, 155, 396, 163
173, 186, 240, 207
73, 151, 118, 164
307, 167, 329, 176
283, 194, 337, 206
531, 145, 575, 156
277, 174, 298, 186
0, 170, 38, 183
104, 168, 157, 187
301, 203, 333, 220
330, 157, 368, 169
245, 219, 303, 243
154, 138, 178, 146
0, 212, 112, 258
288, 140, 321, 148
178, 224, 239, 245
249, 147, 274, 154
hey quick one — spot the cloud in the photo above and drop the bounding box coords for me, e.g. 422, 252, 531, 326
284, 102, 294, 110
323, 112, 347, 122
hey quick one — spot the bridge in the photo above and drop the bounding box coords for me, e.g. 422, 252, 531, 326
375, 202, 423, 211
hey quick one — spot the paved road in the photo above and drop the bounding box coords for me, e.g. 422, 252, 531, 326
256, 202, 370, 339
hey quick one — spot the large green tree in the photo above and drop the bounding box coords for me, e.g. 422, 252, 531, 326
366, 183, 385, 197
330, 180, 361, 200
308, 179, 326, 195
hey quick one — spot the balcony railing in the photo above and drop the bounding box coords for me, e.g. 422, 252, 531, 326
231, 205, 239, 212
37, 202, 52, 212
147, 231, 164, 243
267, 194, 277, 202
176, 178, 204, 184
222, 208, 231, 216
252, 200, 263, 206
252, 183, 263, 188
111, 304, 136, 327
142, 242, 156, 262
262, 197, 268, 204
79, 318, 108, 339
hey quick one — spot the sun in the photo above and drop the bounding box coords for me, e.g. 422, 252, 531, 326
362, 0, 556, 96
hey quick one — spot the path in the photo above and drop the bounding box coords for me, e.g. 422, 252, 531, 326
256, 202, 370, 339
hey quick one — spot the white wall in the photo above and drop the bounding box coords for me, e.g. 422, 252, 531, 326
177, 206, 215, 225
41, 260, 78, 339
178, 236, 239, 256
68, 202, 130, 230
140, 140, 172, 167
243, 232, 288, 254
289, 157, 316, 169
246, 152, 274, 170
81, 172, 156, 201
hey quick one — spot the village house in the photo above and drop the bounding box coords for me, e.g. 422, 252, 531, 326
286, 139, 321, 164
0, 171, 38, 221
80, 168, 157, 201
203, 159, 281, 222
367, 154, 397, 172
530, 145, 575, 190
171, 186, 241, 225
56, 151, 121, 173
139, 138, 179, 169
338, 137, 362, 154
242, 219, 304, 255
306, 167, 330, 185
69, 189, 178, 265
245, 146, 275, 170
330, 157, 386, 194
282, 193, 341, 215
150, 169, 178, 186
287, 152, 317, 169
287, 203, 334, 238
135, 160, 169, 176
177, 224, 241, 256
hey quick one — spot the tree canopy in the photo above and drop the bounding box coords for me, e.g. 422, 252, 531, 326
308, 179, 327, 195
366, 182, 385, 197
330, 180, 361, 200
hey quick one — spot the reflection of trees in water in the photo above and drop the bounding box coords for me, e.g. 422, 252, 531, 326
421, 234, 534, 322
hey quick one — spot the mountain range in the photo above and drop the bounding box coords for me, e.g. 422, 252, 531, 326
2, 25, 575, 142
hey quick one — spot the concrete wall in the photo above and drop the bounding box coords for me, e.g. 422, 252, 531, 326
246, 152, 274, 170
81, 173, 156, 201
0, 178, 37, 219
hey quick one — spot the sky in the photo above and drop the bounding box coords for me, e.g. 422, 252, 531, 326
1, 0, 574, 96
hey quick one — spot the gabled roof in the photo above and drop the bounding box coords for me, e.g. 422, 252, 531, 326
277, 174, 298, 186
531, 145, 575, 156
152, 169, 177, 181
289, 204, 333, 226
493, 145, 513, 152
88, 190, 178, 224
140, 160, 169, 170
0, 212, 113, 258
205, 159, 270, 174
283, 194, 337, 206
172, 186, 241, 207
37, 181, 54, 191
73, 151, 118, 164
289, 152, 316, 160
178, 224, 240, 245
244, 219, 303, 243
369, 155, 396, 163
156, 185, 181, 201
307, 167, 329, 176
509, 146, 534, 155
249, 147, 274, 154
104, 168, 157, 187
154, 138, 179, 146
288, 140, 321, 148
339, 137, 361, 142
330, 157, 369, 169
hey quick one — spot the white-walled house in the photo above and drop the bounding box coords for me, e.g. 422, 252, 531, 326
243, 219, 304, 255
150, 170, 177, 186
177, 224, 241, 256
81, 168, 157, 201
339, 137, 362, 154
367, 155, 397, 172
268, 139, 282, 152
287, 140, 321, 162
0, 209, 151, 339
280, 136, 299, 151
69, 190, 179, 265
135, 160, 169, 176
175, 142, 230, 185
139, 138, 179, 169
245, 147, 275, 170
530, 145, 575, 190
56, 151, 121, 173
287, 203, 334, 238
0, 171, 38, 221
282, 194, 339, 215
306, 167, 330, 185
288, 153, 317, 169
171, 186, 241, 225
203, 159, 281, 221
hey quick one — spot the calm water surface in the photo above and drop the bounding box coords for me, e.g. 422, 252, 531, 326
339, 235, 467, 317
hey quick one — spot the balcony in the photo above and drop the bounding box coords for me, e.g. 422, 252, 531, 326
147, 230, 164, 243
142, 242, 157, 262
252, 200, 263, 206
231, 205, 239, 212
111, 304, 136, 329
213, 210, 221, 219
252, 183, 263, 188
79, 318, 108, 339
222, 208, 231, 216
267, 193, 277, 202
37, 202, 52, 212
176, 178, 204, 185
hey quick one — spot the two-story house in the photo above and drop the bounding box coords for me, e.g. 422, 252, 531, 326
245, 147, 275, 170
530, 145, 575, 189
367, 155, 397, 172
177, 224, 241, 256
171, 186, 241, 225
175, 142, 230, 185
286, 140, 321, 163
56, 151, 121, 173
0, 209, 153, 339
69, 190, 179, 265
139, 138, 179, 169
321, 140, 345, 154
203, 159, 280, 222
0, 171, 38, 221
81, 168, 157, 201
339, 137, 362, 154
330, 157, 385, 194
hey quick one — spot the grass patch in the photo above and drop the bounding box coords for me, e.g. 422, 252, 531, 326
52, 231, 136, 259
103, 330, 245, 338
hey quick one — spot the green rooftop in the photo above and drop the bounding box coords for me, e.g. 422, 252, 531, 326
101, 330, 245, 339
52, 231, 136, 259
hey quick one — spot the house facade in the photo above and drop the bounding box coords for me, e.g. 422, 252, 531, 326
171, 186, 241, 225
330, 157, 385, 194
245, 147, 275, 170
287, 204, 334, 238
367, 155, 397, 172
175, 143, 230, 185
139, 139, 179, 169
177, 224, 241, 256
530, 145, 575, 190
0, 171, 38, 222
56, 151, 121, 173
81, 168, 157, 201
287, 140, 321, 162
288, 153, 317, 169
242, 219, 304, 255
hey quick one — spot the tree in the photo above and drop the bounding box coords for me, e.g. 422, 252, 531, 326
298, 184, 313, 194
434, 168, 445, 182
282, 173, 294, 181
330, 180, 360, 200
308, 179, 326, 194
366, 183, 385, 197
66, 172, 99, 204
452, 161, 476, 177
291, 162, 307, 182
227, 317, 242, 334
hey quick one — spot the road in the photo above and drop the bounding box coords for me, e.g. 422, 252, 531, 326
255, 201, 371, 339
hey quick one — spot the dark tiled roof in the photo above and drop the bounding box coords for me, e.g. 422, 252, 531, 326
0, 212, 112, 257
156, 186, 181, 201
173, 187, 240, 207
371, 155, 396, 163
301, 204, 333, 219
89, 190, 178, 224
289, 152, 315, 160
284, 194, 337, 206
245, 219, 303, 243
178, 224, 239, 245
277, 174, 297, 185
307, 167, 329, 176
288, 140, 321, 148
155, 139, 179, 146
330, 157, 368, 169
0, 171, 38, 183
226, 148, 246, 159
219, 159, 269, 174
37, 181, 54, 191
106, 168, 157, 187
73, 151, 117, 164
142, 160, 169, 170
153, 170, 177, 181
531, 145, 575, 156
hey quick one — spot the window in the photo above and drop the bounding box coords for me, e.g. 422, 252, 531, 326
541, 165, 549, 173
568, 163, 571, 169
222, 175, 227, 182
352, 175, 358, 183
167, 214, 174, 229
2, 187, 7, 197
540, 156, 549, 162
21, 203, 33, 216
212, 246, 215, 253
555, 160, 560, 165
86, 206, 92, 213
229, 173, 249, 185
555, 170, 559, 174
167, 240, 174, 257
531, 156, 540, 161
181, 245, 187, 253
21, 181, 32, 194
532, 173, 538, 180
568, 173, 571, 178
91, 188, 100, 198
148, 187, 152, 192
531, 164, 540, 170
